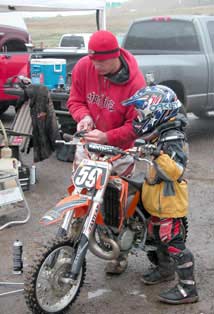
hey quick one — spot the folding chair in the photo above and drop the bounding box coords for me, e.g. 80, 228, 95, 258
0, 170, 31, 231
7, 100, 33, 154
0, 99, 32, 296
0, 101, 33, 191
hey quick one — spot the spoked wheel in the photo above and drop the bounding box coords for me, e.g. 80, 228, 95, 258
24, 238, 86, 314
147, 216, 189, 266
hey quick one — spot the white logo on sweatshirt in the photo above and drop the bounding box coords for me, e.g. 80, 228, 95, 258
87, 92, 115, 112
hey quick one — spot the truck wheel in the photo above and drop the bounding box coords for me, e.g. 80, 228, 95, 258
0, 102, 9, 115
179, 103, 187, 117
193, 109, 212, 119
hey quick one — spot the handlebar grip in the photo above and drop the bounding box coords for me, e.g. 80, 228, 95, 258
72, 130, 87, 138
152, 147, 161, 157
85, 143, 126, 156
63, 133, 73, 142
55, 140, 65, 144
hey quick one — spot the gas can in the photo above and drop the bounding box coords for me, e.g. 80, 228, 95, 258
30, 164, 36, 185
13, 240, 23, 274
58, 75, 65, 89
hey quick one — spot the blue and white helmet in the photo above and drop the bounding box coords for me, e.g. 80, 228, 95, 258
122, 85, 181, 136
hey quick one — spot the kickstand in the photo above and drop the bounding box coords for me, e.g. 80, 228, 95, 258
0, 281, 24, 296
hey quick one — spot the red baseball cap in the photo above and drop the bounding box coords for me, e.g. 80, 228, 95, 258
88, 30, 120, 61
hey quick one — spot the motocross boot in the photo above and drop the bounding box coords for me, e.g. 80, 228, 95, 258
158, 248, 199, 304
105, 253, 128, 275
141, 248, 175, 285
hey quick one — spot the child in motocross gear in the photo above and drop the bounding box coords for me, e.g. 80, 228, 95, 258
122, 85, 199, 305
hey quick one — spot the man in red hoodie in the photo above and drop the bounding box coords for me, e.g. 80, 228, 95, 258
67, 30, 146, 149
67, 30, 146, 274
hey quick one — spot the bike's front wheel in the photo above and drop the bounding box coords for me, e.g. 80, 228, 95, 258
24, 238, 86, 314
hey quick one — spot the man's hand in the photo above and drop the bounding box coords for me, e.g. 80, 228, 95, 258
77, 115, 94, 132
84, 129, 108, 144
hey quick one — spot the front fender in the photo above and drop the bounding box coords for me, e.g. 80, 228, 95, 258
40, 194, 90, 226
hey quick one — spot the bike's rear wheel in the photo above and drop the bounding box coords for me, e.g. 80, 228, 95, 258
24, 238, 86, 314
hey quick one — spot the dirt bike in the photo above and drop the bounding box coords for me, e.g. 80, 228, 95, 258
24, 132, 188, 314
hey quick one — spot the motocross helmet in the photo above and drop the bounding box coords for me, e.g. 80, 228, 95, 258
122, 85, 181, 136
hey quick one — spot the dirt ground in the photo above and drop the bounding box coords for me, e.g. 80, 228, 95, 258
0, 110, 214, 314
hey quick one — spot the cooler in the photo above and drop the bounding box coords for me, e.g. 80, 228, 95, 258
30, 58, 66, 90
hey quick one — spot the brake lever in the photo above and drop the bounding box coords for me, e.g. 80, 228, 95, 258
73, 130, 87, 138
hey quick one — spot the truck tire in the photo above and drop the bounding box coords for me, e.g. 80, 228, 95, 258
193, 109, 212, 119
178, 103, 187, 117
0, 102, 9, 115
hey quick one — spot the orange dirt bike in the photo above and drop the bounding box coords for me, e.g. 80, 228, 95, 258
24, 132, 188, 314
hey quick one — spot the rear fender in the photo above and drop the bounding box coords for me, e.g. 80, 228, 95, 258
40, 194, 90, 226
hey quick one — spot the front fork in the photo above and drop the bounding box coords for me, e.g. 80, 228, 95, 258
57, 210, 75, 238
69, 200, 101, 280
46, 211, 76, 269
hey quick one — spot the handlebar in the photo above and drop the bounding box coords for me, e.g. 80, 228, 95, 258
55, 132, 158, 163
85, 143, 126, 157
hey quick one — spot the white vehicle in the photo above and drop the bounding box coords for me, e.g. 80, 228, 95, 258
59, 33, 92, 52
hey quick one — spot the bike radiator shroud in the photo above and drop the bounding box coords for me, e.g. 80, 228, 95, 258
103, 180, 122, 228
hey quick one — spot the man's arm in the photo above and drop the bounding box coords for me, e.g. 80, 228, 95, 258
66, 62, 91, 123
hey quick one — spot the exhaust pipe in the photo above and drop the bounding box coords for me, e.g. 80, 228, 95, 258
89, 230, 120, 261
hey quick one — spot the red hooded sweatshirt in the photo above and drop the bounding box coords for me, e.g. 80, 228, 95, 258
67, 48, 146, 149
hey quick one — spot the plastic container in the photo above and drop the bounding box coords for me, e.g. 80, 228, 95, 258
18, 164, 30, 191
30, 58, 66, 90
13, 240, 23, 274
30, 164, 36, 185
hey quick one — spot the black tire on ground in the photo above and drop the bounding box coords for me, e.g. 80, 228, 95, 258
192, 109, 212, 119
0, 102, 9, 115
179, 103, 187, 117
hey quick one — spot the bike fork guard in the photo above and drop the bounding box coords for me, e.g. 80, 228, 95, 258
70, 201, 101, 279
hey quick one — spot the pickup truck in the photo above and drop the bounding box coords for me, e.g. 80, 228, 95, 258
122, 15, 214, 118
58, 33, 92, 51
0, 13, 32, 114
0, 50, 86, 134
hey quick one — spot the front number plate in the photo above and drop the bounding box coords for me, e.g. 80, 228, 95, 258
73, 160, 108, 189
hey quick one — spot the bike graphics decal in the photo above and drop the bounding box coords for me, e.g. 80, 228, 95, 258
40, 195, 89, 225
